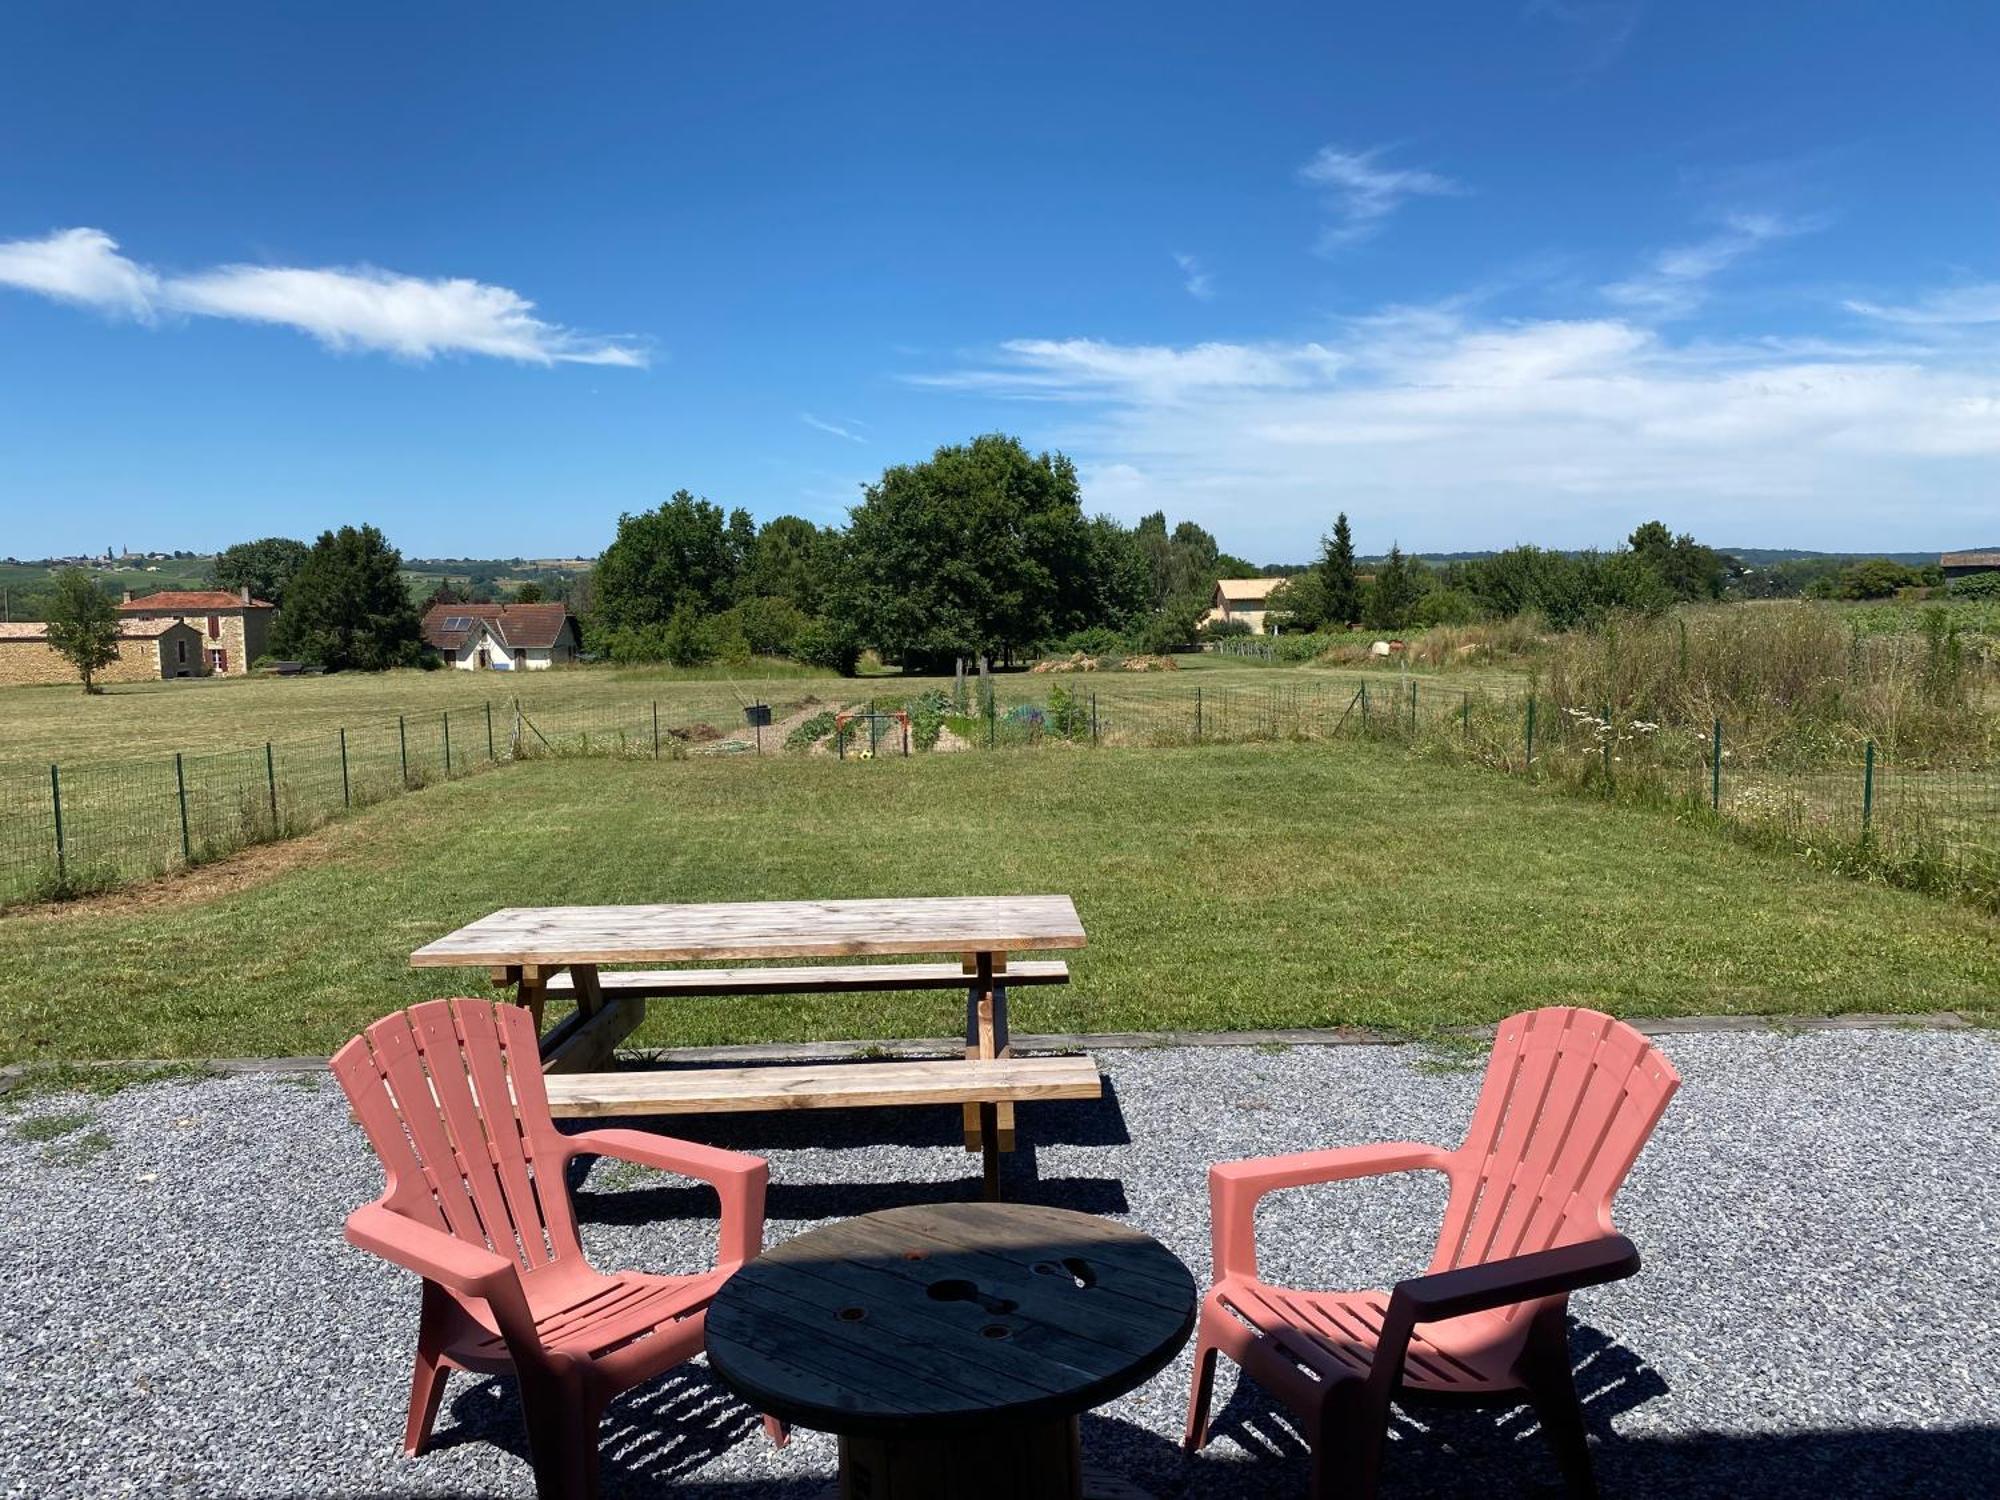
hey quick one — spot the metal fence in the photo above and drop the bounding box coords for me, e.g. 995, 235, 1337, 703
3, 678, 1992, 908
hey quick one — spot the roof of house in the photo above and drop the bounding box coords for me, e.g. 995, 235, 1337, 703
118, 590, 274, 611
1215, 576, 1288, 603
1940, 550, 2000, 568
0, 619, 195, 643
421, 602, 575, 652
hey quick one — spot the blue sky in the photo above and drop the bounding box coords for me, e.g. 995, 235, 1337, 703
2, 2, 1995, 563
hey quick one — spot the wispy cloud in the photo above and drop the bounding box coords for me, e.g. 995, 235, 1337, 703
913, 300, 2000, 553
0, 227, 646, 366
1527, 1, 1647, 78
1601, 212, 1808, 317
1846, 283, 2000, 327
1173, 252, 1214, 300
801, 413, 866, 442
1298, 144, 1464, 249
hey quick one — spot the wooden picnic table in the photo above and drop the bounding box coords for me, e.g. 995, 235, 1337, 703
706, 1202, 1196, 1498
409, 896, 1095, 1198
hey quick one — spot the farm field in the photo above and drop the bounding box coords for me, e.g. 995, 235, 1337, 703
0, 654, 1527, 773
1, 741, 1992, 1067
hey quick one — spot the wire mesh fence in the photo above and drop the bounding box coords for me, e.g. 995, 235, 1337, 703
3, 677, 1992, 909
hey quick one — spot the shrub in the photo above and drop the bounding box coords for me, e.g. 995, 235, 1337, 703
1047, 682, 1089, 739
1948, 571, 2000, 601
905, 688, 950, 750
1197, 618, 1252, 641
793, 616, 861, 675
1413, 587, 1479, 628
661, 602, 717, 667
1049, 625, 1125, 657
785, 709, 838, 751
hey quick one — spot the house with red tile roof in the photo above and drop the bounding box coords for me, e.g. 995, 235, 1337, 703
0, 618, 208, 686
420, 602, 581, 671
118, 587, 274, 676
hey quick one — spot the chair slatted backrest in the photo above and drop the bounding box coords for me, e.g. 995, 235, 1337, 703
331, 998, 584, 1273
1432, 1007, 1679, 1286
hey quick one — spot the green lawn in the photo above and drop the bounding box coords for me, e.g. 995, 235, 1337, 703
1, 741, 1991, 1065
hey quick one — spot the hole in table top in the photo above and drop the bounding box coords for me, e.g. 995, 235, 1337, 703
903, 1250, 927, 1261
836, 1306, 867, 1322
980, 1324, 1010, 1339
1032, 1258, 1097, 1289
927, 1279, 1017, 1314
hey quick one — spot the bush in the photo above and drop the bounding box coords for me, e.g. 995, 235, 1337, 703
793, 616, 861, 675
1049, 625, 1125, 657
1047, 683, 1089, 739
720, 596, 808, 657
1413, 588, 1479, 628
662, 602, 717, 667
1130, 606, 1198, 656
904, 688, 950, 750
1197, 618, 1252, 641
1948, 571, 2000, 601
785, 709, 838, 751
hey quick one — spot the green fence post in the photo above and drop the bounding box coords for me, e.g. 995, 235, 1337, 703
265, 741, 278, 830
442, 710, 451, 775
339, 728, 350, 808
1194, 686, 1203, 742
1711, 719, 1722, 811
1360, 682, 1370, 730
1409, 679, 1418, 731
1862, 740, 1876, 832
652, 701, 660, 758
175, 752, 191, 863
49, 763, 64, 881
1091, 692, 1099, 745
1525, 696, 1536, 766
1600, 704, 1611, 783
398, 715, 408, 786
485, 701, 495, 761
1462, 691, 1470, 737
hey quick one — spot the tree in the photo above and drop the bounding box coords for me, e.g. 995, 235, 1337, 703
209, 536, 309, 607
592, 490, 741, 631
844, 434, 1094, 666
44, 567, 120, 693
512, 582, 546, 603
1364, 544, 1424, 630
1628, 520, 1728, 601
271, 525, 426, 671
1264, 569, 1330, 633
742, 515, 835, 614
1322, 513, 1361, 626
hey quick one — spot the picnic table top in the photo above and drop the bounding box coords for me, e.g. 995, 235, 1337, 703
409, 894, 1087, 968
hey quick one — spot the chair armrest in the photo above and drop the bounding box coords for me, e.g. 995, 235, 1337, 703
563, 1128, 770, 1268
345, 1201, 517, 1299
1210, 1143, 1454, 1281
1392, 1235, 1640, 1324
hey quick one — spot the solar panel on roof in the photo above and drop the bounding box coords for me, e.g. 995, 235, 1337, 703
444, 615, 472, 630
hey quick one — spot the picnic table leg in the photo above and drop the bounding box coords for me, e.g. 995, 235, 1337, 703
963, 950, 1015, 1202
539, 963, 645, 1073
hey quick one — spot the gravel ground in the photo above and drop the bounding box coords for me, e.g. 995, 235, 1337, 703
2, 1027, 1995, 1499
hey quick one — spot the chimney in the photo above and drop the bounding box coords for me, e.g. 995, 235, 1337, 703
239, 585, 251, 605
121, 590, 133, 604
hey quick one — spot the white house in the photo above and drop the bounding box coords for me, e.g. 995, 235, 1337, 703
1201, 576, 1289, 635
420, 603, 581, 670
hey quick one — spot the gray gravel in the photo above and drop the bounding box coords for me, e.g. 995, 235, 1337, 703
2, 1027, 1995, 1499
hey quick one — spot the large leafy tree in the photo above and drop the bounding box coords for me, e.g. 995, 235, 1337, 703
592, 490, 741, 630
1364, 544, 1428, 630
1628, 520, 1728, 601
44, 567, 121, 693
742, 515, 836, 614
271, 525, 425, 670
845, 434, 1094, 665
209, 536, 309, 607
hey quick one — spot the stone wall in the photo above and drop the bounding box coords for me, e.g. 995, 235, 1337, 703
0, 638, 166, 687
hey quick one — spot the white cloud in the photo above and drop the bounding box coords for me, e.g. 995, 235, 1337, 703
0, 227, 159, 318
1173, 252, 1214, 300
1298, 145, 1464, 249
1846, 283, 2000, 327
801, 413, 865, 442
1601, 213, 1806, 317
0, 226, 644, 366
915, 303, 2000, 554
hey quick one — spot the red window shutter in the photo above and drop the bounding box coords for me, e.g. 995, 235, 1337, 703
207, 614, 220, 638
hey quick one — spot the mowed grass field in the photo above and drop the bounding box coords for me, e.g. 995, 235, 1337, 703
1, 741, 1991, 1066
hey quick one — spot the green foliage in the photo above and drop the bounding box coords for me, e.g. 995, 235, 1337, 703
1197, 617, 1252, 641
1050, 625, 1126, 657
270, 525, 426, 671
1047, 682, 1089, 739
1323, 512, 1361, 626
717, 596, 808, 658
1807, 558, 1928, 601
661, 600, 718, 667
1947, 570, 2000, 601
512, 581, 546, 603
1364, 545, 1428, 630
1920, 606, 1966, 708
209, 537, 309, 607
792, 615, 861, 675
43, 568, 121, 693
1263, 569, 1329, 633
1131, 601, 1202, 655
1413, 586, 1478, 627
844, 434, 1106, 665
785, 709, 838, 751
742, 515, 838, 614
904, 688, 950, 750
1628, 520, 1728, 601
592, 490, 743, 631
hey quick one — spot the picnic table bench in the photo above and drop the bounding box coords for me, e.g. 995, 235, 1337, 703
409, 896, 1097, 1198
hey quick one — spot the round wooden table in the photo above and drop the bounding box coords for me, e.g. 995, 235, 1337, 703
706, 1202, 1197, 1499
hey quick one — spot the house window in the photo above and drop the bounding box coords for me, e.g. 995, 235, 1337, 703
176, 639, 187, 664
209, 649, 228, 673
207, 614, 220, 639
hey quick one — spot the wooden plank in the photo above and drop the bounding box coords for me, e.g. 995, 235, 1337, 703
540, 994, 645, 1073
409, 895, 1087, 968
539, 960, 1069, 999
541, 1055, 1101, 1118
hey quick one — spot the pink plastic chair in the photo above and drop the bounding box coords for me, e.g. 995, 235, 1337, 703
1183, 1006, 1680, 1498
331, 998, 778, 1500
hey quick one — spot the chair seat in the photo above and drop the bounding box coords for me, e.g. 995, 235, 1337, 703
1211, 1276, 1523, 1395
451, 1268, 725, 1372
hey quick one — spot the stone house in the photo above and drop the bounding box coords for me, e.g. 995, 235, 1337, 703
0, 619, 208, 686
1201, 577, 1289, 635
420, 603, 581, 670
118, 588, 275, 676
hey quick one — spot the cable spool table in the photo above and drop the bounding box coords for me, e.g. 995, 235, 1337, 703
706, 1203, 1197, 1499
